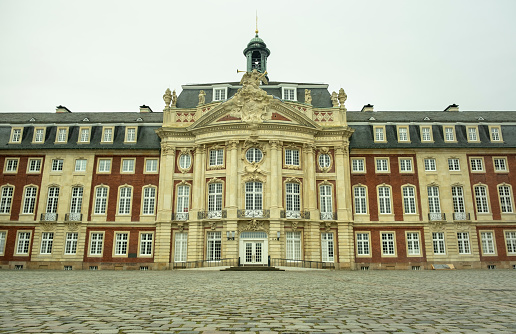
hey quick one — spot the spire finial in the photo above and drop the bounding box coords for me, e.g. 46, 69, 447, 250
255, 10, 259, 35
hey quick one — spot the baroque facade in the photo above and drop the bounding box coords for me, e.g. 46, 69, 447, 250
1, 33, 516, 270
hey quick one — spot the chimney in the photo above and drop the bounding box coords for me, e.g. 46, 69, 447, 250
361, 104, 374, 112
444, 104, 459, 112
139, 105, 153, 113
56, 105, 71, 113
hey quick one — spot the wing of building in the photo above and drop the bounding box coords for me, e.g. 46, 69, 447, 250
1, 33, 516, 271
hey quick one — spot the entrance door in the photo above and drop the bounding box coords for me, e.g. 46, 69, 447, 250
244, 241, 264, 264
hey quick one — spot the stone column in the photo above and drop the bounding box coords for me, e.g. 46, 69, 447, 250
226, 140, 239, 211
303, 143, 317, 211
191, 145, 206, 216
334, 144, 351, 221
269, 140, 282, 213
154, 221, 172, 268
157, 144, 175, 222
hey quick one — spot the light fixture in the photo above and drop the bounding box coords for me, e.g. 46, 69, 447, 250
275, 231, 280, 241
227, 231, 235, 241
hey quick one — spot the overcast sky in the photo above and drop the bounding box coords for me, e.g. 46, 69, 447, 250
1, 0, 515, 113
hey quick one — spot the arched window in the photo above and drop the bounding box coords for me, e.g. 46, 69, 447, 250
0, 185, 14, 214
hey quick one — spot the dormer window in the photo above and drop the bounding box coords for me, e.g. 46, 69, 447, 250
213, 87, 227, 101
9, 128, 23, 143
282, 87, 296, 101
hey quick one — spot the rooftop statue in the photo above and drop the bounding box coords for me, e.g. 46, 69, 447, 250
331, 91, 339, 107
305, 89, 312, 105
228, 71, 272, 125
163, 88, 172, 108
198, 90, 206, 106
240, 69, 268, 88
338, 88, 347, 111
172, 90, 177, 108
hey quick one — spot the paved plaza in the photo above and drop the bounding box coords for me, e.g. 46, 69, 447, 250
0, 269, 515, 333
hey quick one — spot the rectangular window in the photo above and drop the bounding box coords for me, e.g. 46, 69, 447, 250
4, 158, 19, 173
140, 233, 153, 256
378, 186, 391, 214
22, 186, 37, 214
121, 159, 135, 173
0, 186, 14, 214
448, 158, 460, 171
102, 127, 113, 142
480, 231, 495, 255
381, 232, 395, 256
406, 232, 421, 256
74, 159, 87, 172
375, 158, 389, 172
97, 159, 112, 173
424, 158, 436, 172
94, 187, 108, 214
0, 231, 6, 255
40, 232, 54, 254
452, 186, 465, 214
494, 158, 507, 172
33, 128, 45, 143
354, 186, 367, 214
46, 187, 59, 214
474, 185, 489, 213
16, 231, 31, 254
10, 128, 22, 143
56, 127, 68, 143
245, 182, 263, 211
174, 232, 188, 262
498, 185, 513, 213
467, 127, 478, 142
374, 127, 385, 142
65, 232, 78, 255
79, 127, 90, 143
432, 232, 446, 254
142, 187, 156, 215
457, 232, 471, 254
321, 233, 334, 262
145, 158, 158, 173
470, 158, 484, 171
51, 159, 64, 172
214, 88, 227, 101
209, 149, 224, 166
398, 126, 409, 142
399, 158, 413, 172
27, 158, 42, 173
286, 183, 301, 212
506, 231, 516, 254
207, 231, 221, 261
444, 127, 455, 142
125, 127, 137, 142
89, 233, 104, 255
319, 185, 332, 216
114, 233, 128, 255
176, 185, 190, 218
70, 187, 83, 214
356, 233, 370, 256
208, 183, 223, 212
421, 126, 432, 142
427, 186, 441, 214
286, 231, 301, 260
282, 87, 296, 101
351, 158, 365, 172
118, 187, 132, 215
402, 186, 417, 214
489, 126, 502, 142
285, 149, 300, 166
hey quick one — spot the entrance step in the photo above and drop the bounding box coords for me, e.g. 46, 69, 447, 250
221, 266, 284, 271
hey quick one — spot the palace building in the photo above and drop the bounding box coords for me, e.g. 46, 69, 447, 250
1, 32, 516, 270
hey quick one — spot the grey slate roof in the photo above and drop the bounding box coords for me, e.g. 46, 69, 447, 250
347, 110, 516, 123
0, 112, 163, 124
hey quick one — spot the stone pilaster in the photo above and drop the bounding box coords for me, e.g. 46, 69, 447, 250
157, 144, 175, 221
154, 221, 172, 266
226, 140, 239, 211
334, 144, 352, 222
303, 143, 316, 211
191, 145, 206, 216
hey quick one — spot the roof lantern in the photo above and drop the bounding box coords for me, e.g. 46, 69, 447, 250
243, 24, 270, 75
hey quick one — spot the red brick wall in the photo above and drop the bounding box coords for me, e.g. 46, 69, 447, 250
0, 155, 44, 221
83, 226, 155, 263
350, 154, 421, 221
0, 226, 35, 261
476, 225, 516, 261
88, 155, 159, 221
354, 226, 426, 263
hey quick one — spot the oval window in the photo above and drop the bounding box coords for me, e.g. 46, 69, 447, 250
319, 154, 331, 168
246, 148, 263, 163
179, 154, 191, 169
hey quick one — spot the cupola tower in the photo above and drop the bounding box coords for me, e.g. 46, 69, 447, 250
243, 29, 270, 74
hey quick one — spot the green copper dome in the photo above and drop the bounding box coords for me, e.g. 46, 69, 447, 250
243, 34, 270, 56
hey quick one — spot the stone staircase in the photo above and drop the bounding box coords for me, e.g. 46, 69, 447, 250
221, 266, 284, 271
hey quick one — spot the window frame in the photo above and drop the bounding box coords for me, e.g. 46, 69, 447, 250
284, 147, 301, 168
505, 231, 516, 255
208, 148, 225, 168
78, 127, 91, 144
64, 232, 79, 255
51, 158, 64, 172
474, 184, 489, 214
144, 158, 159, 174
174, 232, 188, 262
285, 182, 301, 214
321, 232, 334, 263
424, 158, 437, 172
124, 126, 137, 143
353, 185, 368, 215
117, 185, 133, 216
245, 181, 263, 212
21, 185, 38, 215
281, 87, 297, 101
397, 125, 410, 143
457, 232, 471, 254
498, 184, 514, 214
74, 159, 87, 172
212, 87, 228, 102
448, 158, 461, 171
32, 127, 46, 144
420, 126, 433, 142
138, 232, 154, 257
402, 185, 417, 215
427, 185, 441, 214
120, 158, 136, 174
380, 232, 396, 257
493, 157, 508, 173
69, 186, 83, 215
93, 185, 109, 215
488, 125, 503, 142
178, 153, 192, 171
318, 153, 332, 171
373, 125, 387, 143
245, 148, 263, 164
479, 231, 496, 256
0, 185, 14, 215
88, 231, 105, 256
207, 182, 224, 213
466, 125, 480, 143
443, 126, 456, 143
355, 232, 371, 257
286, 231, 302, 260
176, 183, 191, 218
351, 158, 366, 173
206, 231, 222, 261
377, 185, 392, 215
101, 126, 114, 143
432, 232, 446, 255
451, 185, 466, 214
3, 158, 19, 174
375, 157, 390, 173
9, 127, 23, 144
97, 158, 112, 174
0, 230, 7, 255
55, 127, 69, 144
406, 231, 421, 256
27, 158, 43, 174
45, 186, 60, 215
141, 186, 157, 216
469, 157, 484, 173
113, 232, 129, 257
398, 157, 413, 173
15, 231, 32, 255
40, 232, 54, 254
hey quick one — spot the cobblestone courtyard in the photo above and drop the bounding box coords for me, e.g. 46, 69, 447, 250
1, 269, 515, 333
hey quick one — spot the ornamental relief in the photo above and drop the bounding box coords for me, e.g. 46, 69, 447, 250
237, 219, 269, 235
429, 220, 446, 231
41, 221, 56, 231
455, 221, 471, 231
64, 221, 81, 231
242, 164, 266, 183
322, 222, 332, 232
161, 144, 175, 155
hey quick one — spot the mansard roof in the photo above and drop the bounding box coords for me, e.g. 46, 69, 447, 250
0, 112, 163, 124
347, 110, 516, 123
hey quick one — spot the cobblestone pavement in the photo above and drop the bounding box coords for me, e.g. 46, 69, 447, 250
1, 269, 515, 333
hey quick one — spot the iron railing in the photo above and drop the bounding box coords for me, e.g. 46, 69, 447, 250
428, 212, 446, 221
270, 258, 335, 269
172, 212, 189, 221
173, 258, 238, 269
237, 209, 270, 218
320, 212, 337, 220
453, 212, 470, 221
280, 210, 310, 219
40, 213, 58, 221
197, 210, 227, 219
65, 213, 82, 221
